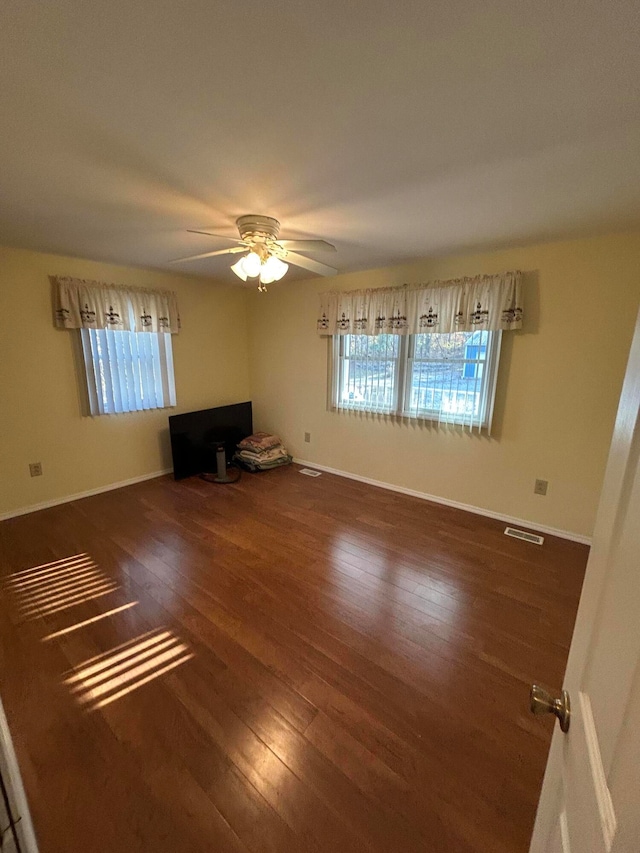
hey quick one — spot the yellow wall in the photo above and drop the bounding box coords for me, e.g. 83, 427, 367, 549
0, 246, 250, 516
247, 232, 640, 540
3, 233, 639, 537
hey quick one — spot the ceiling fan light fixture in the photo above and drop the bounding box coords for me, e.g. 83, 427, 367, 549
230, 258, 248, 281
240, 251, 262, 278
262, 255, 289, 281
233, 252, 290, 288
231, 250, 263, 281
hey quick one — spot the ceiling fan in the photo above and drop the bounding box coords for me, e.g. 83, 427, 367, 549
170, 215, 337, 291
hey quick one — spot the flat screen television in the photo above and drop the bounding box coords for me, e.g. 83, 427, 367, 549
169, 401, 253, 480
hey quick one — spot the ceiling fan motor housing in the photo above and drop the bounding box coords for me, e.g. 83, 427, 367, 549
236, 215, 281, 243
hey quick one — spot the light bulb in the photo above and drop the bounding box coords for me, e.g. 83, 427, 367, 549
259, 268, 276, 285
240, 251, 262, 278
262, 255, 289, 282
230, 259, 248, 281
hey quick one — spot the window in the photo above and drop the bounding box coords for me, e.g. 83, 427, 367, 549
80, 328, 176, 415
332, 330, 501, 429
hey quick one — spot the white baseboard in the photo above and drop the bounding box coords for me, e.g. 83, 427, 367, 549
292, 457, 592, 546
0, 469, 173, 522
2, 459, 592, 547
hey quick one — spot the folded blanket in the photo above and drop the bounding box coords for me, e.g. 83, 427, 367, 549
238, 432, 281, 452
233, 452, 292, 472
235, 445, 289, 462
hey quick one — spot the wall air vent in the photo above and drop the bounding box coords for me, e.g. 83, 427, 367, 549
299, 468, 322, 477
504, 527, 544, 545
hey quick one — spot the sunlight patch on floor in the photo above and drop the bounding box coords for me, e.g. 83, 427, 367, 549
42, 601, 139, 641
64, 628, 193, 711
5, 555, 193, 711
8, 554, 92, 579
4, 554, 119, 619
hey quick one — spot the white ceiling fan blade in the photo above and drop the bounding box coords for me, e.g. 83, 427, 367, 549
169, 246, 247, 263
285, 251, 338, 276
187, 229, 245, 244
277, 239, 336, 252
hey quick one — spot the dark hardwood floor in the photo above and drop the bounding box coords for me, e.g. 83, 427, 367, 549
0, 465, 588, 853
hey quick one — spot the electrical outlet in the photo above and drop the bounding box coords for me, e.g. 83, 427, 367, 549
29, 462, 43, 477
534, 479, 548, 496
304, 432, 311, 443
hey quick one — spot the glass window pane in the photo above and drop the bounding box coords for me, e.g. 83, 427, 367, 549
347, 334, 399, 358
409, 331, 491, 419
340, 334, 397, 409
341, 360, 396, 406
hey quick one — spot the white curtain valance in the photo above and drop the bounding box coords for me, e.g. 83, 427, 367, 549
317, 271, 522, 336
53, 277, 181, 334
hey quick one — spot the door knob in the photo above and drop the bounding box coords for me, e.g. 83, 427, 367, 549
530, 685, 571, 733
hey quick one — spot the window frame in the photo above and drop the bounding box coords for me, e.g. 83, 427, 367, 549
331, 330, 502, 429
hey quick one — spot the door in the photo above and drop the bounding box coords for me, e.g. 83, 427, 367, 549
529, 305, 640, 852
0, 696, 39, 852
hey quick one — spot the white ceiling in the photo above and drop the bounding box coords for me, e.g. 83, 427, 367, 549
1, 0, 639, 281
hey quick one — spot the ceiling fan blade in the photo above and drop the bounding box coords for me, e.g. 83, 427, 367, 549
187, 230, 245, 244
277, 239, 336, 252
169, 246, 247, 263
284, 251, 338, 276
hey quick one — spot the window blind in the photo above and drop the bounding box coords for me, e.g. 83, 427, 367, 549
81, 328, 176, 416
